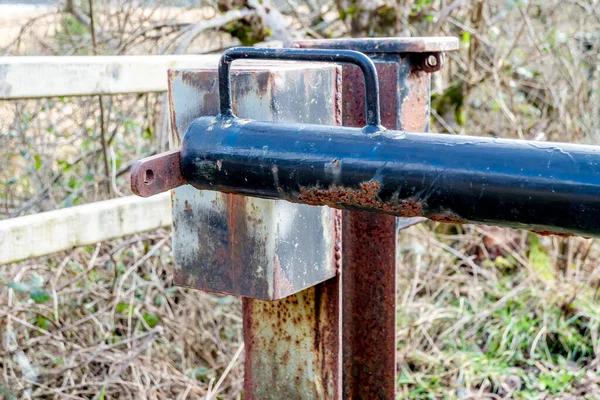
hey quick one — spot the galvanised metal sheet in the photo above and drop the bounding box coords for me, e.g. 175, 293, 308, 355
168, 63, 340, 300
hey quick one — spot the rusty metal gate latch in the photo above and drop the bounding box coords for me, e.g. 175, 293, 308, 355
133, 46, 600, 245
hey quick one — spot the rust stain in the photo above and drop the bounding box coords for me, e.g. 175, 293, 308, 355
273, 255, 293, 299
333, 210, 342, 272
333, 65, 343, 127
167, 69, 181, 147
400, 68, 429, 132
336, 53, 403, 400
180, 70, 221, 115
226, 195, 268, 299
244, 281, 339, 399
130, 149, 185, 197
299, 181, 425, 218
340, 63, 398, 130
531, 230, 573, 238
174, 193, 271, 299
230, 70, 271, 116
243, 61, 343, 400
429, 210, 468, 224
341, 210, 396, 399
289, 37, 455, 400
181, 69, 214, 90
172, 66, 341, 302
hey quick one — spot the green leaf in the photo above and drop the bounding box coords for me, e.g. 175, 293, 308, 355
116, 302, 134, 315
455, 107, 466, 126
30, 288, 51, 304
8, 281, 30, 292
36, 316, 52, 330
67, 177, 81, 189
98, 385, 105, 400
529, 234, 555, 283
461, 32, 471, 47
142, 125, 153, 140
57, 160, 71, 172
29, 272, 44, 288
33, 154, 42, 170
143, 313, 159, 328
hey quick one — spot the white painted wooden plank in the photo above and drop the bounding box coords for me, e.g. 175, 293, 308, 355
0, 193, 171, 264
0, 55, 220, 99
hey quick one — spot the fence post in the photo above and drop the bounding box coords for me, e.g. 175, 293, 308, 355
292, 38, 458, 398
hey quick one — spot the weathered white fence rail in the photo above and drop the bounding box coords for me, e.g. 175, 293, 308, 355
0, 193, 171, 264
0, 55, 221, 264
0, 55, 219, 99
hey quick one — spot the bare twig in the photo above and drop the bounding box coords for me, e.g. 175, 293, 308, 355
206, 343, 244, 399
174, 8, 254, 54
88, 0, 112, 197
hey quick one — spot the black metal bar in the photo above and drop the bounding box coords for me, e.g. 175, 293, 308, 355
181, 116, 600, 237
218, 47, 382, 130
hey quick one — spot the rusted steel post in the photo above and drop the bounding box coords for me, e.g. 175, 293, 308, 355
241, 70, 343, 398
292, 38, 457, 398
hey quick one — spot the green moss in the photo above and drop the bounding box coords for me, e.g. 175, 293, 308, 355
226, 20, 266, 46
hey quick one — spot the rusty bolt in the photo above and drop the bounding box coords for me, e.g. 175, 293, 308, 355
416, 52, 445, 73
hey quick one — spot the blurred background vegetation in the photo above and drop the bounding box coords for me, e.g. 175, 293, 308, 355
1, 0, 599, 398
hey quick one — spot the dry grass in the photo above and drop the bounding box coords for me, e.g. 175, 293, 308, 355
1, 94, 164, 216
1, 230, 244, 399
396, 224, 600, 399
3, 224, 600, 399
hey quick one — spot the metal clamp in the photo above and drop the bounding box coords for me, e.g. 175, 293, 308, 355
218, 47, 384, 131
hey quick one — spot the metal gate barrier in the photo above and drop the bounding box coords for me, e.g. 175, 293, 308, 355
130, 38, 600, 399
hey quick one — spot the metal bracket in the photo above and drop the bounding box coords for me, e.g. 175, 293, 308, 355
158, 56, 344, 301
